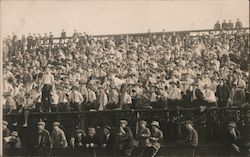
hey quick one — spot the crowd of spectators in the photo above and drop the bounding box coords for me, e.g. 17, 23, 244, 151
2, 21, 250, 156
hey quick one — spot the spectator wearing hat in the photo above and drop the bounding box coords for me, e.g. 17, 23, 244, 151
235, 18, 243, 30
184, 120, 198, 157
84, 127, 101, 157
214, 21, 221, 31
101, 126, 115, 151
69, 85, 84, 111
41, 66, 54, 112
185, 120, 198, 147
70, 129, 85, 149
224, 122, 241, 153
144, 121, 163, 157
51, 122, 68, 148
137, 120, 151, 150
34, 122, 52, 156
4, 131, 21, 149
118, 120, 136, 157
3, 121, 10, 138
3, 92, 16, 114
216, 78, 230, 108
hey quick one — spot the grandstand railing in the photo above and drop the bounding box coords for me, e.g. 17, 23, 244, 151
41, 27, 250, 44
3, 107, 250, 156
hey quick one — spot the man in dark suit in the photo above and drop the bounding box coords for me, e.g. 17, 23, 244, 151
100, 126, 116, 157
224, 122, 241, 153
84, 127, 101, 157
101, 126, 115, 150
117, 120, 136, 157
34, 121, 52, 156
216, 78, 230, 108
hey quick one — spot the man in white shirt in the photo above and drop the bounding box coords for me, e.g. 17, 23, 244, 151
69, 85, 84, 111
41, 66, 54, 112
202, 84, 217, 107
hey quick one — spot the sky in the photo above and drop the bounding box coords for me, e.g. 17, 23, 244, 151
1, 1, 249, 37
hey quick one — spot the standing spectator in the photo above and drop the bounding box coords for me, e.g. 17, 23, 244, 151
106, 85, 119, 110
224, 122, 241, 153
41, 65, 54, 112
214, 21, 221, 31
58, 85, 70, 112
27, 33, 33, 50
222, 20, 228, 31
51, 122, 68, 148
43, 33, 48, 45
97, 86, 108, 111
49, 32, 53, 45
235, 18, 243, 30
227, 20, 234, 29
20, 92, 35, 127
117, 120, 136, 157
143, 121, 163, 157
216, 78, 230, 107
69, 85, 84, 111
61, 29, 67, 43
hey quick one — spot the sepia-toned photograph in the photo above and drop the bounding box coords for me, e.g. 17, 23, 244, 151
0, 1, 249, 157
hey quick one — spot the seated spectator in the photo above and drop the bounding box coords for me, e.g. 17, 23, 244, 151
4, 131, 21, 149
117, 120, 136, 157
101, 126, 115, 150
51, 122, 68, 148
143, 121, 163, 157
70, 129, 85, 149
138, 120, 151, 156
34, 121, 52, 157
224, 122, 241, 152
184, 120, 198, 147
202, 84, 217, 107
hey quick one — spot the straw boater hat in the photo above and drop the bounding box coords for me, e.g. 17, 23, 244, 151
228, 121, 236, 128
140, 120, 147, 126
151, 121, 160, 128
120, 120, 128, 126
37, 121, 45, 127
10, 131, 18, 137
76, 129, 83, 133
3, 120, 8, 126
53, 121, 60, 126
